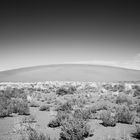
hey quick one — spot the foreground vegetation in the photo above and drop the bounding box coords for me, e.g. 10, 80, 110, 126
0, 81, 140, 140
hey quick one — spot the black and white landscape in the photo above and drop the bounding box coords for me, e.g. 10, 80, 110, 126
0, 1, 140, 140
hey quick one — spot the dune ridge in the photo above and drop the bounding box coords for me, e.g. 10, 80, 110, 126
0, 64, 140, 82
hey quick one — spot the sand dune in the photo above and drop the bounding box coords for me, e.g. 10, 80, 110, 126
0, 64, 140, 82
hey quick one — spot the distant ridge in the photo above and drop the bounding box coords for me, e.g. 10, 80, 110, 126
0, 64, 140, 82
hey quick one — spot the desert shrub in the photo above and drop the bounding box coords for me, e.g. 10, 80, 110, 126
131, 125, 140, 139
55, 101, 73, 112
116, 94, 133, 105
48, 119, 61, 128
1, 87, 27, 100
11, 98, 30, 115
39, 105, 50, 111
56, 87, 69, 96
0, 96, 30, 117
30, 101, 40, 107
18, 101, 30, 115
0, 97, 14, 117
112, 84, 125, 92
48, 111, 70, 128
90, 101, 110, 113
0, 105, 12, 117
56, 86, 76, 96
68, 86, 77, 94
116, 105, 135, 124
73, 108, 92, 121
100, 110, 117, 127
103, 84, 113, 91
133, 85, 140, 97
20, 125, 52, 140
136, 103, 140, 113
60, 117, 92, 140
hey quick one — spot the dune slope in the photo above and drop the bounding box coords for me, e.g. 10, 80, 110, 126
0, 64, 140, 82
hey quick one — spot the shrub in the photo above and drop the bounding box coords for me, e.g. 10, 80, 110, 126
11, 98, 30, 115
73, 108, 92, 121
0, 106, 12, 117
116, 105, 135, 124
112, 84, 125, 92
60, 117, 92, 140
18, 101, 30, 115
90, 101, 110, 113
20, 125, 52, 140
100, 110, 117, 127
56, 86, 76, 96
136, 104, 140, 113
68, 86, 77, 94
56, 87, 69, 96
131, 125, 140, 139
48, 119, 61, 128
0, 97, 30, 117
116, 94, 133, 105
0, 97, 13, 117
39, 105, 50, 111
30, 101, 40, 107
55, 101, 73, 112
133, 85, 140, 97
48, 111, 70, 128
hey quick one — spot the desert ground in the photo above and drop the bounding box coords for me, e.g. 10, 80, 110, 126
0, 81, 140, 140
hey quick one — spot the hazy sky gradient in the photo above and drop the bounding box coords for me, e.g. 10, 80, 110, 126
0, 1, 140, 71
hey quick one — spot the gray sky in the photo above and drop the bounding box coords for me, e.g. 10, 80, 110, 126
0, 1, 140, 71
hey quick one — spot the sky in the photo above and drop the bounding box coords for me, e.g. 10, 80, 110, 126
0, 0, 140, 71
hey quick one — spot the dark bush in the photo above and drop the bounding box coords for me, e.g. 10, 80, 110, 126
48, 119, 61, 128
39, 105, 50, 111
56, 86, 76, 96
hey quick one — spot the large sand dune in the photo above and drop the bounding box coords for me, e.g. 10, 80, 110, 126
0, 64, 140, 82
